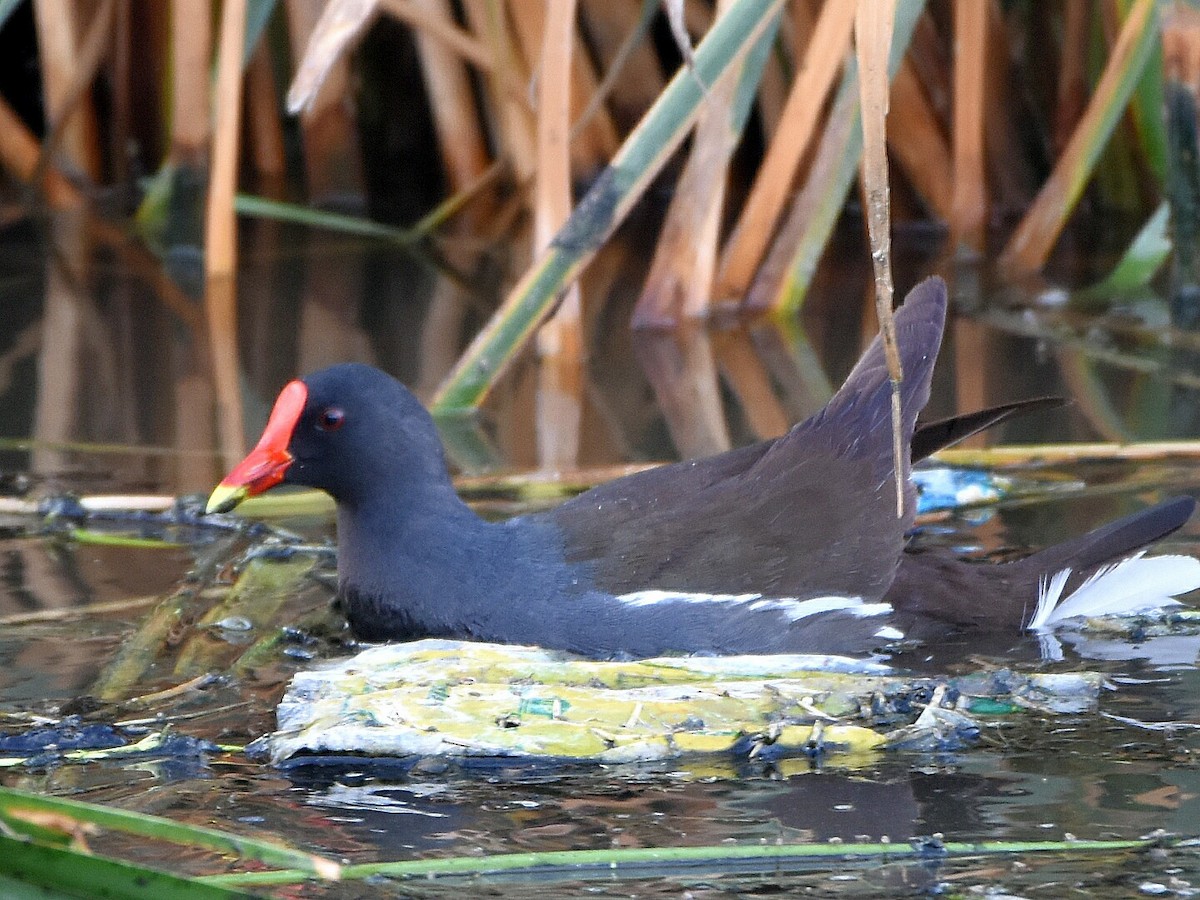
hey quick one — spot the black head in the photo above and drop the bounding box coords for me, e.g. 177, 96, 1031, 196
206, 363, 451, 512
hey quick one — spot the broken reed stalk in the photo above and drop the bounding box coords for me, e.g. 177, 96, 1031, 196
998, 0, 1159, 275
854, 0, 903, 518
433, 0, 787, 412
712, 0, 855, 308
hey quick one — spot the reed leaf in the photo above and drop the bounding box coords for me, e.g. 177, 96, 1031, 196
431, 0, 786, 412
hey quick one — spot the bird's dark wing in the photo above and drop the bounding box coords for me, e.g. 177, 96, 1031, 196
537, 277, 948, 600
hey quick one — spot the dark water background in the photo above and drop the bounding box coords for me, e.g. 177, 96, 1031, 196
3, 213, 1200, 896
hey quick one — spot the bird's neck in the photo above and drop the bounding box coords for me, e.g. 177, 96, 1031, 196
333, 479, 504, 640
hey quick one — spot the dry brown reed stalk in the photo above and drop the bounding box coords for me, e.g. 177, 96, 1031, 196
379, 0, 493, 71
411, 0, 495, 396
462, 0, 536, 181
509, 1, 617, 176
0, 95, 82, 207
32, 0, 102, 181
855, 0, 904, 516
205, 0, 248, 465
950, 0, 987, 251
286, 0, 365, 203
533, 0, 585, 468
1055, 0, 1090, 155
31, 0, 114, 192
887, 60, 952, 221
168, 0, 211, 168
411, 0, 492, 194
753, 2, 802, 135
633, 0, 741, 327
578, 0, 665, 130
714, 0, 855, 309
245, 44, 288, 184
999, 0, 1157, 275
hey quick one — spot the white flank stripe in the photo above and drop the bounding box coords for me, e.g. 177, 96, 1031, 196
616, 590, 891, 620
1029, 553, 1200, 630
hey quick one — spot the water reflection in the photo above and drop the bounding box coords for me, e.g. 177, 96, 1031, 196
6, 216, 1200, 893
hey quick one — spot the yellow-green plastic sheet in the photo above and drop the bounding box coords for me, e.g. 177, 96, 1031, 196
255, 640, 1103, 765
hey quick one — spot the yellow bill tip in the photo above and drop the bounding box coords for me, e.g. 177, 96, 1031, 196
205, 483, 248, 515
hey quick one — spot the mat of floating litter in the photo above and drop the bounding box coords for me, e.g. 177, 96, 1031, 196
250, 640, 1107, 766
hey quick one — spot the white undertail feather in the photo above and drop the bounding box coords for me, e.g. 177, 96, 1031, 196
1028, 553, 1200, 631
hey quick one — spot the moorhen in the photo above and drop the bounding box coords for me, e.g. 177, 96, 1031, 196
206, 278, 1200, 657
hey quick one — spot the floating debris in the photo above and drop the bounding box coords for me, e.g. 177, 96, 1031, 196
251, 640, 1104, 766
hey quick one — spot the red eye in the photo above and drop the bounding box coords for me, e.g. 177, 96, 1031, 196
317, 407, 345, 432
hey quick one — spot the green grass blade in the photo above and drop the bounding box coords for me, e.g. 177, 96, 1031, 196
0, 835, 252, 899
1072, 200, 1171, 306
233, 194, 416, 243
202, 836, 1151, 887
0, 788, 340, 880
431, 0, 786, 412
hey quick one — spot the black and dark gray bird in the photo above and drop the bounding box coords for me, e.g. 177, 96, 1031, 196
207, 277, 1200, 658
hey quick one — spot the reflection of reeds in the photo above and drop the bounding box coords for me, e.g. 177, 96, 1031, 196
0, 1, 1179, 464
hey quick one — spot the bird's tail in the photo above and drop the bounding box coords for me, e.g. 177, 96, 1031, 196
1016, 496, 1200, 630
